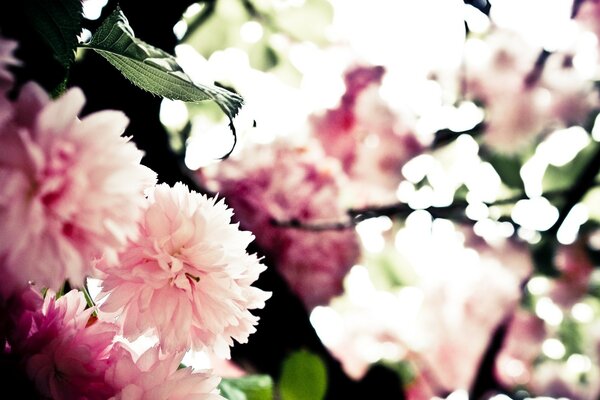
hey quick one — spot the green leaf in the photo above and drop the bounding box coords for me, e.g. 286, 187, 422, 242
543, 141, 600, 193
84, 7, 244, 156
220, 382, 246, 400
482, 151, 524, 190
558, 317, 584, 356
220, 375, 273, 400
279, 350, 327, 400
24, 0, 83, 68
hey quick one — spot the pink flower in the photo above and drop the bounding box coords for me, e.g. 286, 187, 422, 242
550, 242, 594, 307
577, 0, 600, 42
541, 53, 599, 127
0, 83, 156, 297
106, 346, 223, 400
277, 229, 360, 309
310, 282, 413, 381
98, 182, 270, 357
530, 360, 600, 400
411, 254, 523, 392
311, 65, 422, 203
483, 87, 550, 153
201, 143, 360, 309
0, 38, 19, 128
310, 66, 385, 171
8, 289, 119, 400
494, 310, 546, 388
464, 29, 550, 153
0, 37, 19, 94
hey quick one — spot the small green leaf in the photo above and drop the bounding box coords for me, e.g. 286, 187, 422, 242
543, 141, 600, 193
220, 375, 273, 400
279, 350, 327, 400
558, 317, 584, 356
24, 0, 83, 68
220, 382, 247, 400
84, 7, 244, 156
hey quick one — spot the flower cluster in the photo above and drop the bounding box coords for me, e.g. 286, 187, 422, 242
311, 65, 423, 203
0, 38, 269, 399
202, 143, 359, 309
97, 183, 270, 358
200, 65, 423, 310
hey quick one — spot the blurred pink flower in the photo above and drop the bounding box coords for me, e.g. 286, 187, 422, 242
577, 0, 600, 42
310, 66, 385, 171
277, 229, 360, 308
483, 88, 550, 153
0, 83, 156, 297
98, 182, 270, 357
313, 286, 412, 380
9, 289, 119, 400
106, 346, 223, 400
311, 65, 422, 203
0, 37, 19, 94
495, 310, 546, 388
201, 143, 360, 309
465, 29, 550, 153
209, 354, 246, 378
541, 53, 600, 127
405, 372, 437, 400
550, 242, 594, 307
530, 360, 600, 400
413, 254, 523, 392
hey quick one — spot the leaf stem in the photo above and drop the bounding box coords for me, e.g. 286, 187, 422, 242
81, 280, 96, 310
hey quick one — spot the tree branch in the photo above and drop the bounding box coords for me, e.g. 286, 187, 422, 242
272, 187, 582, 231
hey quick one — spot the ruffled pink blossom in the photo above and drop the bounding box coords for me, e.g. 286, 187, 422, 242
311, 65, 422, 203
97, 182, 270, 357
106, 346, 223, 400
0, 83, 156, 297
8, 289, 119, 400
201, 143, 360, 309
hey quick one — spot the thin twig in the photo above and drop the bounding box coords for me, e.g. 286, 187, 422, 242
431, 122, 485, 150
524, 49, 552, 88
271, 186, 595, 231
81, 283, 96, 309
